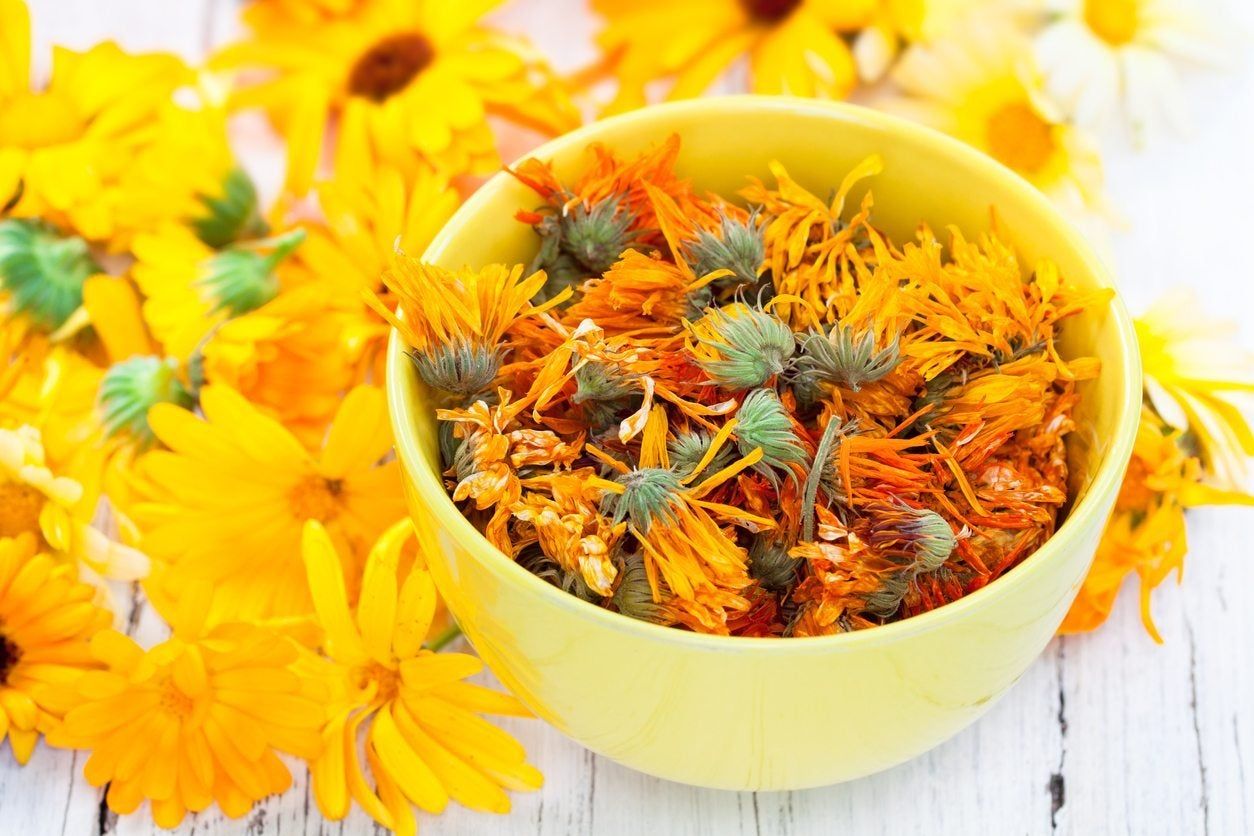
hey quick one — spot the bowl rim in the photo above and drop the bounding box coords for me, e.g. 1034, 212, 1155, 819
386, 95, 1143, 654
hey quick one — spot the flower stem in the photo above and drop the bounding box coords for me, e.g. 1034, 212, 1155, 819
427, 622, 463, 652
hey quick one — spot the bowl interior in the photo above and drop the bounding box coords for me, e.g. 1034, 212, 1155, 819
388, 96, 1141, 647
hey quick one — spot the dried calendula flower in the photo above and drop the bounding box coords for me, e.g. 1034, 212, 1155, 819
734, 389, 808, 481
799, 323, 900, 391
669, 430, 736, 482
368, 259, 570, 397
685, 209, 766, 290
748, 534, 802, 594
426, 136, 1128, 637
689, 303, 795, 389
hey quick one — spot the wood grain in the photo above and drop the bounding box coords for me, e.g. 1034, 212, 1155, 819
4, 0, 1253, 833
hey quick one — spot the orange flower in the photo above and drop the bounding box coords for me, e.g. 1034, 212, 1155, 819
1062, 409, 1254, 640
591, 407, 771, 634
200, 286, 359, 446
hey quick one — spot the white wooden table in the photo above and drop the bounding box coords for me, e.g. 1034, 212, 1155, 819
6, 2, 1254, 833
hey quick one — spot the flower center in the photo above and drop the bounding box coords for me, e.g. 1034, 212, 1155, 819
1084, 0, 1140, 46
348, 32, 435, 102
158, 679, 195, 718
288, 475, 344, 522
985, 101, 1056, 175
354, 660, 400, 703
0, 92, 86, 149
0, 484, 44, 539
0, 630, 21, 685
738, 0, 802, 22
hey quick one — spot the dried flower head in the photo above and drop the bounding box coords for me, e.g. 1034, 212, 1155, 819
559, 196, 641, 275
689, 303, 795, 389
748, 535, 801, 593
668, 430, 736, 481
734, 389, 807, 479
685, 210, 765, 289
369, 260, 567, 396
799, 324, 900, 391
410, 342, 502, 398
610, 551, 665, 624
604, 467, 684, 532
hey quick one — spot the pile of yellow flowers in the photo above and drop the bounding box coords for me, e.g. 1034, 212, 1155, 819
0, 0, 1249, 830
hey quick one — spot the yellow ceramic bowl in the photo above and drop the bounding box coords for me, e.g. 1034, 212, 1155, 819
387, 97, 1141, 791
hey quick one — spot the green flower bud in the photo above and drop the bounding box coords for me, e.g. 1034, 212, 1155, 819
192, 168, 269, 248
198, 227, 304, 316
410, 341, 501, 397
604, 467, 684, 532
685, 209, 765, 288
560, 196, 639, 274
668, 430, 735, 481
862, 506, 958, 618
863, 573, 911, 620
691, 304, 795, 390
735, 389, 807, 479
896, 507, 957, 573
573, 361, 636, 405
0, 219, 100, 331
611, 552, 664, 623
748, 535, 801, 593
99, 356, 194, 448
798, 324, 899, 391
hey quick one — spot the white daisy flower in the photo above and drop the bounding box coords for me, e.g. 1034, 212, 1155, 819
1032, 0, 1226, 141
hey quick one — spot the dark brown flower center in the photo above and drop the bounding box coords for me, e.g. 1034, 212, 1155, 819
348, 32, 435, 102
739, 0, 802, 23
0, 631, 21, 685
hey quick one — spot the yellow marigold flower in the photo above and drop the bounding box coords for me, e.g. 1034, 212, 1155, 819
0, 535, 111, 764
0, 0, 192, 246
370, 259, 565, 397
124, 105, 266, 250
214, 0, 579, 194
200, 286, 358, 447
888, 20, 1108, 216
48, 585, 327, 828
0, 425, 147, 581
134, 385, 405, 623
0, 335, 103, 473
593, 0, 873, 113
130, 223, 305, 362
1062, 408, 1254, 641
289, 122, 460, 371
247, 0, 369, 24
1134, 289, 1254, 488
302, 519, 542, 834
